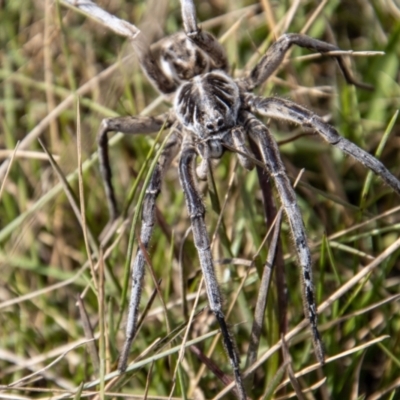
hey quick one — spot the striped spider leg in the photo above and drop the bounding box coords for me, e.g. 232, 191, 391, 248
98, 113, 174, 220
241, 94, 400, 365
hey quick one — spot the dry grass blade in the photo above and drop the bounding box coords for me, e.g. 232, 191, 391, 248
246, 209, 283, 370
76, 295, 99, 372
97, 250, 107, 398
189, 345, 247, 400
170, 276, 203, 399
38, 139, 99, 256
317, 293, 400, 334
350, 352, 366, 400
137, 237, 171, 344
7, 339, 95, 389
292, 50, 385, 60
0, 149, 60, 161
0, 61, 127, 183
368, 377, 400, 400
0, 141, 19, 201
275, 378, 327, 400
280, 335, 390, 387
0, 263, 88, 311
281, 335, 306, 400
49, 329, 220, 399
76, 101, 98, 290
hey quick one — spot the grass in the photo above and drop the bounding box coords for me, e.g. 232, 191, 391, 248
1, 0, 400, 399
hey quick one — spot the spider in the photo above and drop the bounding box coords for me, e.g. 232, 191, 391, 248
65, 0, 400, 398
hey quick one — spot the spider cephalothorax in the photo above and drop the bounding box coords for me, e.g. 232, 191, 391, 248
176, 71, 240, 134
175, 71, 241, 162
64, 1, 400, 399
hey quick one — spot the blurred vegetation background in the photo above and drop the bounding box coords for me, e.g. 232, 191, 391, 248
0, 0, 399, 398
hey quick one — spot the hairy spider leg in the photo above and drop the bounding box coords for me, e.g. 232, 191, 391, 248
98, 113, 173, 220
179, 142, 246, 400
118, 129, 182, 372
241, 111, 325, 364
180, 0, 228, 71
240, 33, 373, 91
246, 95, 400, 195
231, 125, 255, 171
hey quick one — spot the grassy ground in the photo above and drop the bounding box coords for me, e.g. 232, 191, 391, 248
1, 0, 400, 399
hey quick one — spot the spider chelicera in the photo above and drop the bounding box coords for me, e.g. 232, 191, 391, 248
63, 1, 400, 398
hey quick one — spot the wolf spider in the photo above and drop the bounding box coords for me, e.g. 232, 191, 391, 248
65, 0, 400, 398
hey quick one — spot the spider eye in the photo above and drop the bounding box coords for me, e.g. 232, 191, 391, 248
206, 123, 214, 130
217, 118, 224, 127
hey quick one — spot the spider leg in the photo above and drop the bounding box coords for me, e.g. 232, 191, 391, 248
245, 94, 400, 195
240, 110, 324, 365
98, 112, 174, 221
240, 33, 373, 91
196, 124, 257, 180
179, 142, 246, 400
180, 0, 229, 71
118, 129, 182, 372
231, 126, 255, 171
63, 0, 176, 93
